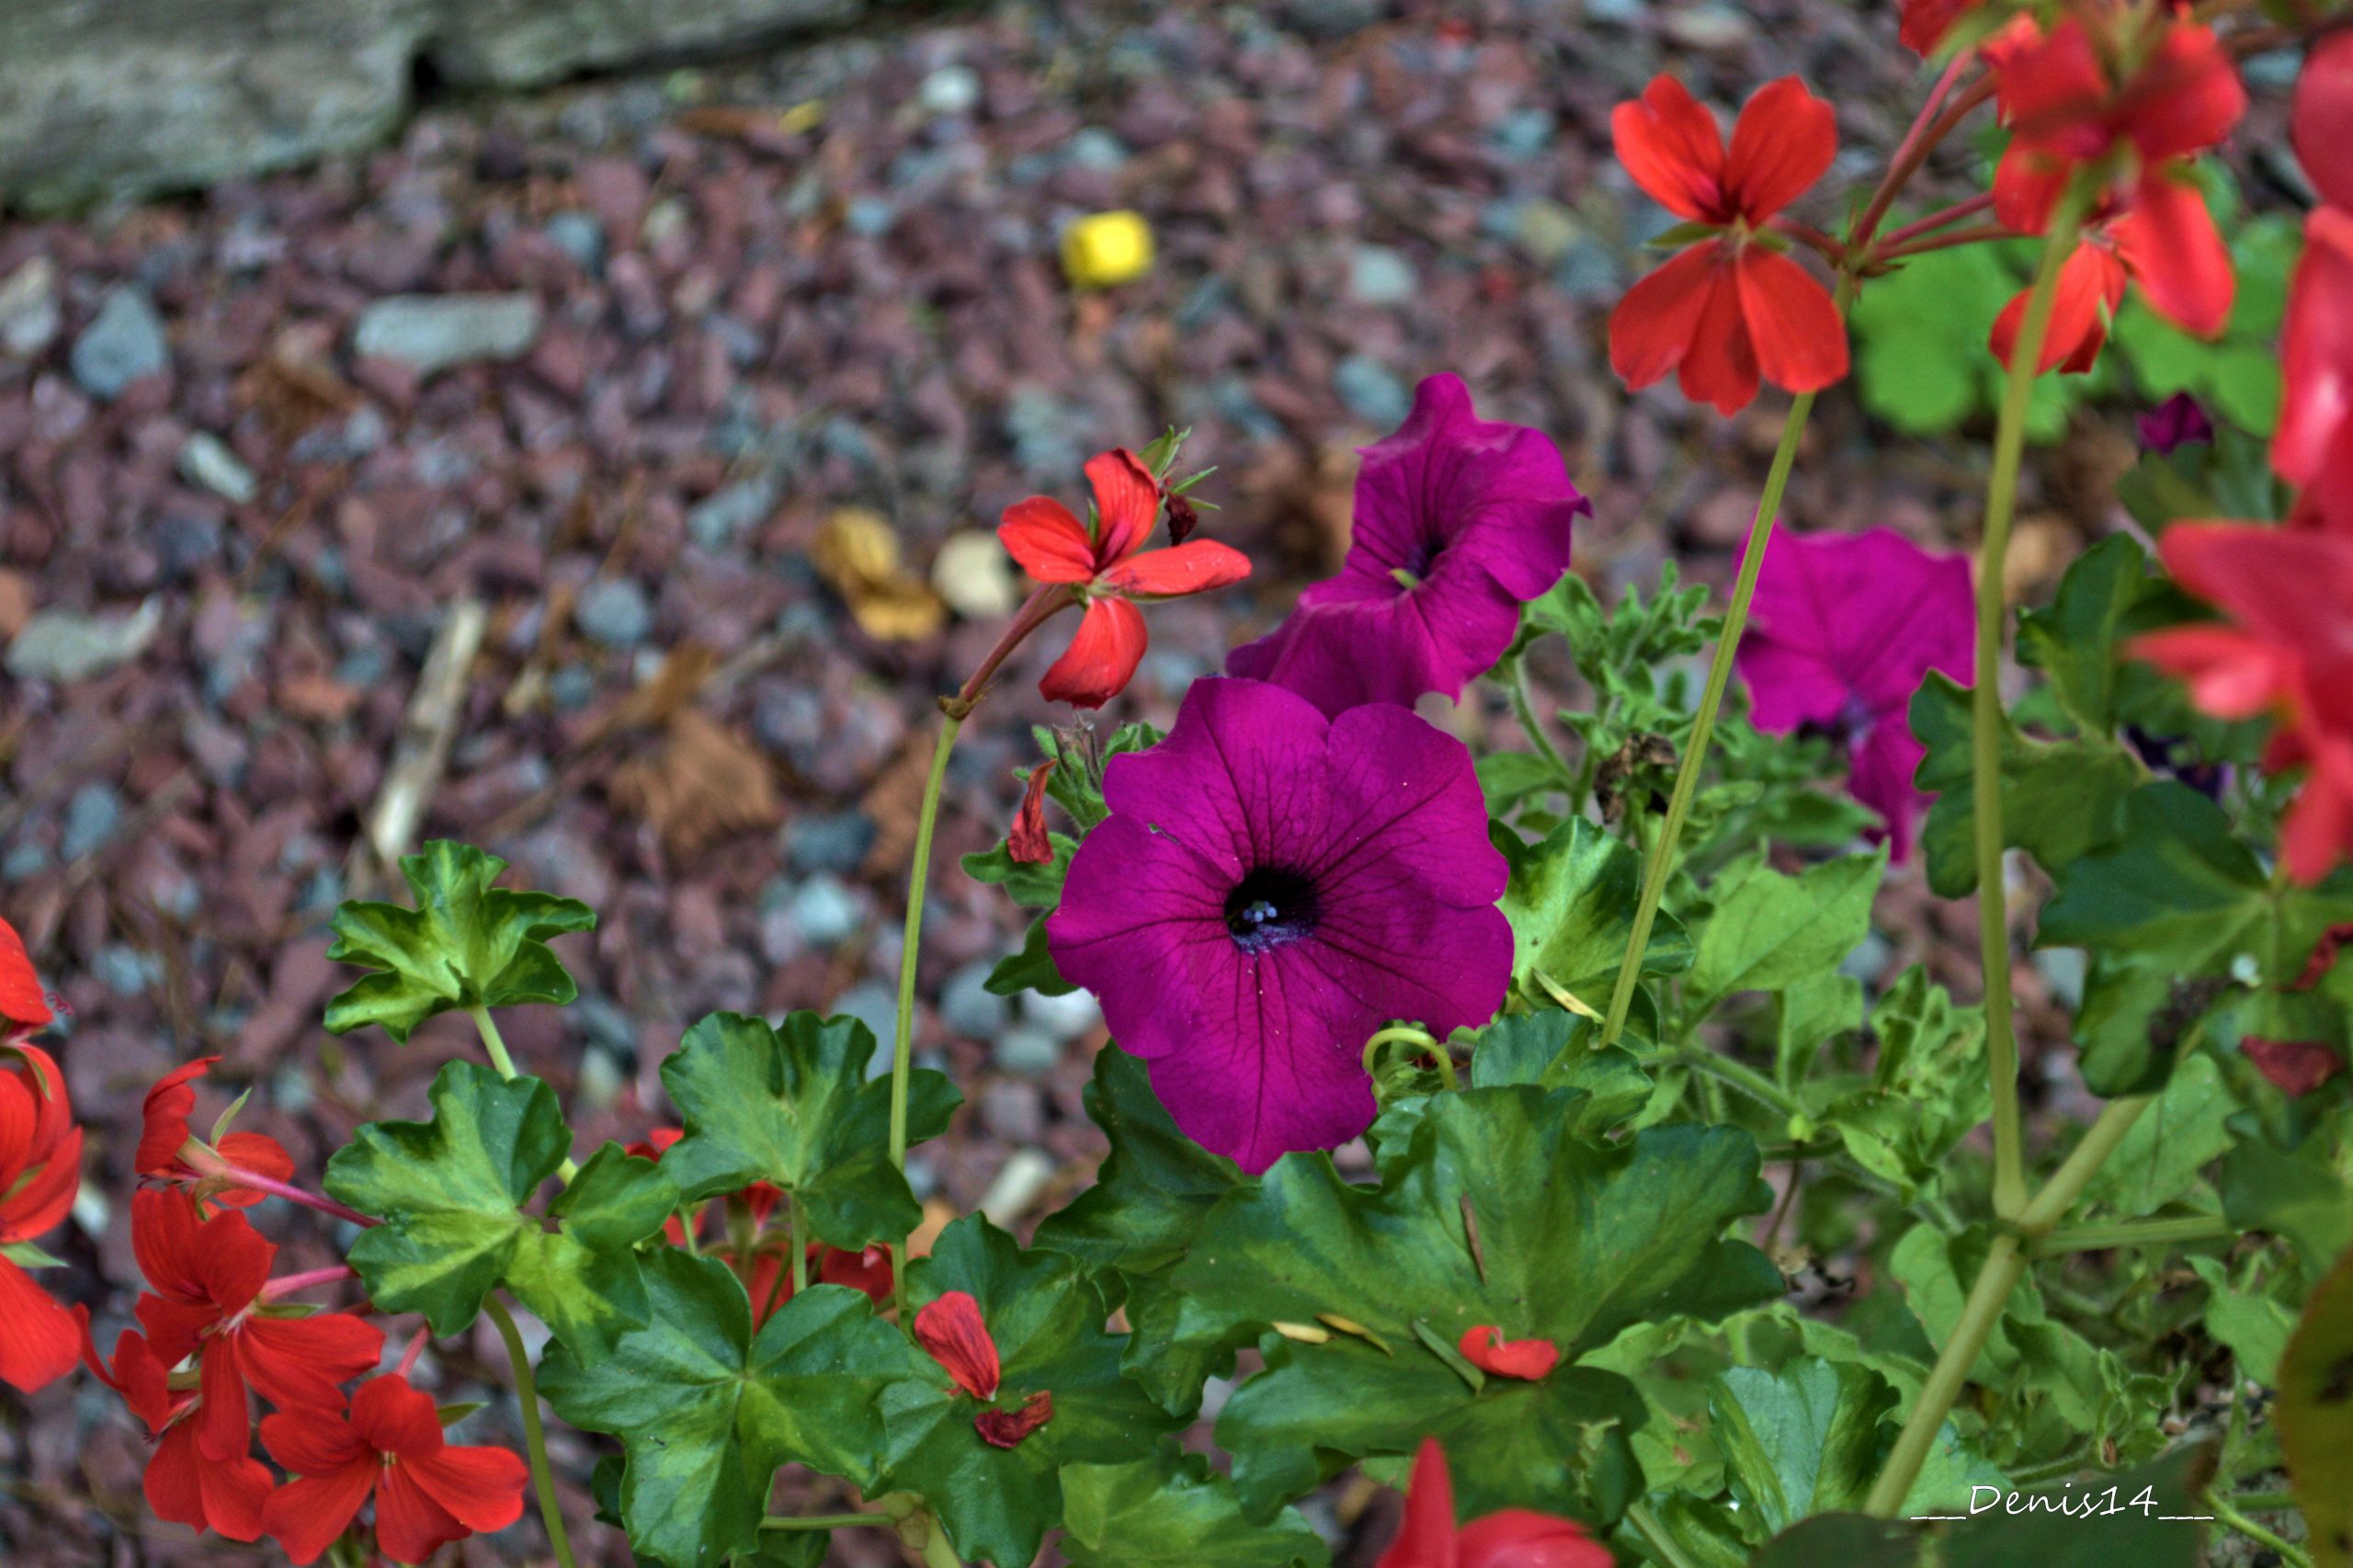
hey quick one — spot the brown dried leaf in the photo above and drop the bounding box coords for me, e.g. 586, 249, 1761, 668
607, 709, 783, 856
813, 506, 947, 642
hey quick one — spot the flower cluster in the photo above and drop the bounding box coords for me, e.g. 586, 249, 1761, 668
2, 920, 84, 1396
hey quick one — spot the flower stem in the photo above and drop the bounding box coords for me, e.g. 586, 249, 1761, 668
762, 1513, 889, 1531
1973, 188, 2090, 1223
1874, 191, 1997, 253
2032, 1213, 2234, 1255
1624, 1499, 1704, 1568
789, 1192, 810, 1296
915, 1513, 965, 1568
1863, 1096, 2150, 1515
259, 1265, 357, 1301
888, 712, 963, 1325
1506, 654, 1576, 788
2211, 1494, 2315, 1568
1852, 72, 1998, 253
1665, 1049, 1798, 1119
1597, 388, 1821, 1050
216, 1168, 378, 1228
470, 1004, 579, 1184
1874, 222, 2015, 262
483, 1295, 579, 1568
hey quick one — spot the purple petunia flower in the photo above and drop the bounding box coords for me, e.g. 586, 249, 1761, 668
2135, 391, 2216, 456
1733, 528, 1972, 860
1045, 676, 1511, 1172
1226, 373, 1587, 717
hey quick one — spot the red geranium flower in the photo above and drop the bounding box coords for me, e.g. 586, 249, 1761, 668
138, 1056, 297, 1209
2278, 207, 2353, 537
1376, 1437, 1611, 1568
1008, 758, 1057, 865
0, 1041, 85, 1393
85, 1326, 273, 1542
1, 916, 52, 1036
1901, 0, 1983, 55
2293, 28, 2353, 213
130, 1189, 385, 1463
260, 1374, 529, 1565
1608, 74, 1848, 415
1985, 9, 2243, 337
1456, 1326, 1561, 1381
998, 449, 1251, 708
2130, 525, 2353, 883
1989, 228, 2129, 374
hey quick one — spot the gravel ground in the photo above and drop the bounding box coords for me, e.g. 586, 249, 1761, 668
0, 2, 2141, 1562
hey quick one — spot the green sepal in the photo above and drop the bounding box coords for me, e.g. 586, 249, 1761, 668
539, 1254, 926, 1568
324, 840, 595, 1041
657, 1010, 960, 1249
881, 1216, 1180, 1568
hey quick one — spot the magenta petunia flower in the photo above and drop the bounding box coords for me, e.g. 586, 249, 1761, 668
1226, 374, 1586, 717
1733, 528, 1972, 860
1045, 676, 1511, 1172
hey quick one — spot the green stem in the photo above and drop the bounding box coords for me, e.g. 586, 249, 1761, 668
2032, 1213, 2233, 1255
1972, 186, 2090, 1222
1863, 1097, 2149, 1516
2211, 1495, 2314, 1568
789, 1190, 811, 1296
1361, 1025, 1456, 1091
761, 1513, 887, 1531
484, 1295, 579, 1568
1624, 1499, 1704, 1568
889, 712, 963, 1325
1598, 387, 1822, 1050
471, 1004, 578, 1182
2228, 1491, 2299, 1512
915, 1510, 965, 1568
1507, 654, 1576, 787
1654, 1049, 1799, 1119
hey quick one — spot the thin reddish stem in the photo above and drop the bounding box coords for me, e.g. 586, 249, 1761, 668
1875, 191, 1997, 253
217, 1167, 378, 1228
1851, 74, 1999, 255
1769, 218, 1847, 267
260, 1265, 358, 1302
1875, 222, 2017, 262
949, 583, 1075, 714
396, 1326, 430, 1378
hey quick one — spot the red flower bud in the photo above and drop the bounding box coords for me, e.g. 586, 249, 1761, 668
1009, 760, 1057, 866
914, 1290, 1002, 1401
974, 1389, 1054, 1449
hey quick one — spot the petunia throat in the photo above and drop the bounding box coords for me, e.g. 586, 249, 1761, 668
1223, 866, 1320, 953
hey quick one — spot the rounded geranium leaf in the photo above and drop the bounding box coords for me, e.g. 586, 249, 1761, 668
1059, 1452, 1330, 1568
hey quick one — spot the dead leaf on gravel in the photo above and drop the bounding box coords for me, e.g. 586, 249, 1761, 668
608, 709, 784, 857
813, 506, 947, 642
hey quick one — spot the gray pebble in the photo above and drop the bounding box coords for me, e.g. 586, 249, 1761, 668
940, 960, 1011, 1040
978, 1080, 1045, 1143
1347, 244, 1418, 306
918, 64, 983, 118
1023, 987, 1101, 1042
833, 980, 900, 1066
575, 577, 653, 648
178, 432, 257, 505
544, 210, 607, 273
1334, 354, 1412, 428
790, 873, 867, 947
990, 1023, 1063, 1079
784, 810, 876, 876
353, 292, 543, 375
70, 288, 170, 400
62, 782, 123, 859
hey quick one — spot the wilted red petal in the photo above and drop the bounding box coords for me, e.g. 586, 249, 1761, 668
2277, 208, 2353, 500
2289, 925, 2353, 992
0, 1257, 85, 1393
1609, 243, 1723, 393
1723, 76, 1837, 222
2294, 29, 2353, 212
1378, 1438, 1458, 1568
913, 1290, 1002, 1400
2243, 1037, 2347, 1097
1086, 449, 1163, 565
1037, 597, 1148, 710
997, 496, 1099, 583
973, 1389, 1055, 1449
1990, 240, 2126, 375
1733, 246, 1847, 394
1611, 75, 1729, 223
1009, 760, 1057, 866
1098, 540, 1253, 599
818, 1244, 893, 1303
2116, 167, 2233, 338
0, 917, 50, 1031
1457, 1325, 1562, 1381
137, 1057, 218, 1176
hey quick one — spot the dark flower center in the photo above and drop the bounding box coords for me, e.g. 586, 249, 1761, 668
1223, 866, 1319, 954
1799, 690, 1879, 750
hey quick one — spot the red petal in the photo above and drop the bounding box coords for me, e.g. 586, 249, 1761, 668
1733, 247, 1848, 395
0, 1122, 82, 1241
1009, 759, 1057, 866
1681, 257, 1761, 415
1608, 243, 1723, 393
404, 1442, 531, 1534
197, 1334, 252, 1462
2126, 625, 2291, 720
973, 1389, 1055, 1449
1457, 1510, 1614, 1568
2277, 208, 2353, 494
211, 1130, 297, 1207
2116, 167, 2232, 338
87, 1327, 177, 1432
261, 1404, 372, 1477
1086, 449, 1162, 565
143, 1422, 210, 1536
375, 1460, 472, 1566
1097, 540, 1253, 599
1456, 1325, 1562, 1381
262, 1464, 380, 1565
1900, 0, 1979, 55
913, 1290, 1002, 1401
1991, 142, 2074, 233
1611, 75, 1729, 223
239, 1321, 394, 1437
2295, 29, 2353, 212
2120, 22, 2245, 163
0, 1257, 84, 1393
2281, 741, 2353, 885
1990, 241, 2126, 375
194, 1444, 274, 1543
1038, 597, 1147, 710
1989, 17, 2111, 144
1724, 76, 1837, 222
997, 497, 1099, 583
137, 1057, 216, 1176
0, 917, 51, 1031
1376, 1438, 1457, 1568
2242, 1037, 2347, 1097
818, 1244, 893, 1303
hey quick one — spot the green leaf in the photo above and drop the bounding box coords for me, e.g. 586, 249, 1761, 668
2279, 1244, 2353, 1568
986, 915, 1077, 998
1816, 968, 1987, 1200
1746, 1448, 2213, 1568
2078, 1054, 2235, 1219
1688, 850, 1884, 1012
2220, 1117, 2353, 1275
540, 1254, 925, 1568
2015, 535, 2155, 735
1909, 673, 2140, 899
961, 835, 1075, 909
1058, 1453, 1331, 1568
1497, 817, 1692, 1014
2040, 783, 2353, 1094
882, 1217, 1180, 1568
657, 1010, 960, 1249
324, 1062, 674, 1344
1172, 1086, 1782, 1520
1711, 1358, 1896, 1533
1034, 1047, 1248, 1280
2187, 1256, 2297, 1385
324, 840, 596, 1041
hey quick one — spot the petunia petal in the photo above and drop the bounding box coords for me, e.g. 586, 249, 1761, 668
1723, 76, 1838, 222
1610, 74, 1728, 222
